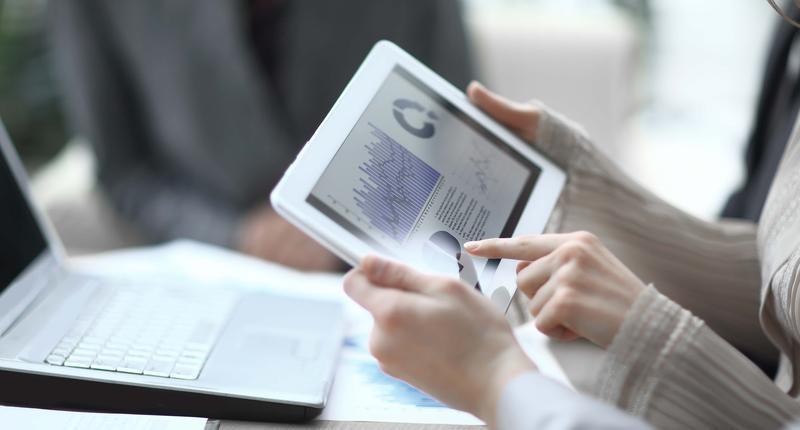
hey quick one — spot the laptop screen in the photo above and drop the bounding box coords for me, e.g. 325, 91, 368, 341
0, 138, 48, 291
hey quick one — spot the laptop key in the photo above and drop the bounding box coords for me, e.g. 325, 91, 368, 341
70, 348, 98, 359
45, 286, 235, 379
45, 354, 65, 366
143, 358, 175, 377
90, 356, 120, 371
177, 356, 204, 367
78, 342, 101, 352
155, 347, 180, 359
170, 363, 201, 380
52, 345, 72, 356
127, 349, 151, 358
99, 347, 125, 358
104, 341, 128, 351
117, 357, 147, 374
64, 355, 92, 368
81, 336, 105, 345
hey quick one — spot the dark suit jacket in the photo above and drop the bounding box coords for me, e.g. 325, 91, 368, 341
723, 8, 800, 222
50, 0, 473, 246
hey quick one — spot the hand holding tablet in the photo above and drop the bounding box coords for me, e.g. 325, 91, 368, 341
271, 41, 565, 312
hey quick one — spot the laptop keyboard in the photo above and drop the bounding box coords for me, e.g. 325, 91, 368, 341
45, 285, 238, 380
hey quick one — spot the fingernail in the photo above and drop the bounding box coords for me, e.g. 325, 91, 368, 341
467, 81, 484, 97
464, 241, 480, 251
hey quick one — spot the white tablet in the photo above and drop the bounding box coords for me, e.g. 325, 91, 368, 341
271, 41, 565, 312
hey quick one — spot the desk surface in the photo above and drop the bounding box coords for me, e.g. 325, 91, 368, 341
221, 422, 480, 429
54, 210, 606, 430
216, 321, 606, 429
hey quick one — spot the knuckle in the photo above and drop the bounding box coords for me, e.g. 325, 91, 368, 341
371, 306, 389, 327
440, 279, 466, 296
552, 288, 580, 316
517, 272, 540, 296
393, 266, 411, 287
374, 302, 406, 330
555, 261, 583, 284
385, 304, 408, 330
383, 261, 402, 284
573, 231, 599, 246
534, 316, 553, 333
558, 239, 592, 264
519, 282, 536, 298
527, 298, 541, 316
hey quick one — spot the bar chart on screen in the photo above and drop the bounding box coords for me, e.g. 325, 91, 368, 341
352, 124, 441, 243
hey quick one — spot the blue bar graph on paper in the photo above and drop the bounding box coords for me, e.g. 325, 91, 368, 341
354, 123, 440, 243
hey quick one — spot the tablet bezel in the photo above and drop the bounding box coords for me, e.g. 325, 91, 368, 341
271, 40, 565, 310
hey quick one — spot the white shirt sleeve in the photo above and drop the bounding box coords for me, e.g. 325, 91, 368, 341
497, 372, 652, 430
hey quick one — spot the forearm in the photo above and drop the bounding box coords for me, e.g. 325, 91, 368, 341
101, 165, 241, 247
536, 104, 776, 369
595, 286, 800, 429
496, 372, 652, 430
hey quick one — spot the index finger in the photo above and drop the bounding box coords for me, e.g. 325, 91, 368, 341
464, 234, 574, 261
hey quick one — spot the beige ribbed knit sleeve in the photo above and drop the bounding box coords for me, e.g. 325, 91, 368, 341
529, 103, 797, 427
533, 102, 775, 368
594, 286, 800, 428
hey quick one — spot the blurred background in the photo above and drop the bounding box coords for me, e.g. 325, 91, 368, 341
0, 0, 776, 256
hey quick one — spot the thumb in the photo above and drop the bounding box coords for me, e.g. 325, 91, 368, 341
361, 255, 433, 294
467, 81, 539, 142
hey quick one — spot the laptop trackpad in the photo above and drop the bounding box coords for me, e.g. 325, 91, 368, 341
239, 329, 299, 357
200, 292, 338, 393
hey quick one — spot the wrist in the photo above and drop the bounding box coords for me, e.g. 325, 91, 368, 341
236, 206, 275, 255
476, 345, 536, 428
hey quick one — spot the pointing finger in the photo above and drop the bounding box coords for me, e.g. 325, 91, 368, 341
465, 234, 573, 261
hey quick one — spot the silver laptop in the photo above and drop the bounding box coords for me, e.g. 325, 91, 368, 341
0, 120, 344, 421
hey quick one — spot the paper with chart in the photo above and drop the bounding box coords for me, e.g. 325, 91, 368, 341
320, 298, 483, 426
308, 66, 541, 295
320, 296, 573, 425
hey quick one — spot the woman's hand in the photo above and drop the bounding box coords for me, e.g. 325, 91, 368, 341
344, 256, 535, 427
467, 81, 540, 144
237, 205, 342, 272
468, 81, 593, 172
466, 232, 646, 348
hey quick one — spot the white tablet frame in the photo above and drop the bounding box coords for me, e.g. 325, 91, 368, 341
271, 40, 565, 312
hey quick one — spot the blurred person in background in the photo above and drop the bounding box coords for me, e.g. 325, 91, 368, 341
48, 0, 472, 272
723, 2, 800, 224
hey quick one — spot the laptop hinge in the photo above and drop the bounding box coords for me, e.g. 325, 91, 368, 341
0, 253, 59, 338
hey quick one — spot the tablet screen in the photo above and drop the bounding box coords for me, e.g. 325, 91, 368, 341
307, 66, 541, 287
